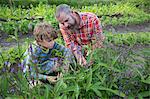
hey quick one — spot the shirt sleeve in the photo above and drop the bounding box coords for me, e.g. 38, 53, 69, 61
30, 72, 47, 80
22, 44, 48, 80
54, 43, 75, 64
93, 17, 105, 41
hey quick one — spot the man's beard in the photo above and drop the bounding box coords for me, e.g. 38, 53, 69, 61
69, 26, 80, 34
68, 16, 78, 30
68, 23, 80, 34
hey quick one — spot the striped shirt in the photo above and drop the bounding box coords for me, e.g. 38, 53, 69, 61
23, 42, 74, 80
60, 12, 104, 53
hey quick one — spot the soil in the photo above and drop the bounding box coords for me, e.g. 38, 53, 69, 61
104, 21, 150, 33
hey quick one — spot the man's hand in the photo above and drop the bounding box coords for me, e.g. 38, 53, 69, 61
81, 56, 87, 66
74, 50, 87, 66
85, 60, 94, 68
57, 72, 63, 78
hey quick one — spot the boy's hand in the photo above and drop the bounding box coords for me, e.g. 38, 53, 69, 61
57, 72, 63, 79
46, 73, 63, 83
47, 76, 57, 83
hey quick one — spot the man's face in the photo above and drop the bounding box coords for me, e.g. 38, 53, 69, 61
57, 12, 76, 29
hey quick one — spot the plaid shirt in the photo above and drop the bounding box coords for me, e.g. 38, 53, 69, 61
60, 12, 104, 53
23, 42, 74, 80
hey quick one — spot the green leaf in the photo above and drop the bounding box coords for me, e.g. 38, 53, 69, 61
60, 85, 77, 93
138, 91, 150, 98
141, 76, 150, 84
98, 62, 108, 67
1, 75, 9, 96
90, 82, 102, 97
44, 84, 51, 99
54, 79, 64, 93
96, 74, 106, 84
86, 68, 92, 91
63, 76, 76, 80
74, 83, 80, 99
97, 86, 125, 97
93, 89, 102, 97
111, 54, 121, 67
92, 64, 100, 72
5, 96, 24, 99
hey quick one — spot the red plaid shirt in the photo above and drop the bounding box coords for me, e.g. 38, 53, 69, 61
59, 12, 104, 53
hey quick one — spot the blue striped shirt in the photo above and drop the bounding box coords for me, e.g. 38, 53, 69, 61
23, 42, 75, 80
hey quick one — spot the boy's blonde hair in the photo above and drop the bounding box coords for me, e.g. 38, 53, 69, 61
33, 22, 58, 42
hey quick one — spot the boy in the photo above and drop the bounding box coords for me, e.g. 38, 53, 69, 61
22, 22, 75, 84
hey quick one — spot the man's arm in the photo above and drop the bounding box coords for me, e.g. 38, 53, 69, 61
73, 50, 87, 66
60, 26, 87, 66
92, 16, 105, 50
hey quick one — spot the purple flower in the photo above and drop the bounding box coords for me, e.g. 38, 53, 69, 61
2, 68, 6, 72
4, 61, 11, 66
10, 68, 15, 73
18, 63, 21, 67
18, 63, 25, 71
29, 44, 33, 54
32, 59, 38, 64
50, 57, 58, 61
29, 66, 32, 71
10, 88, 15, 93
125, 90, 129, 95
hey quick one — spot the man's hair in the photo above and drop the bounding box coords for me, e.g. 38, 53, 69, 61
33, 22, 58, 41
55, 4, 71, 18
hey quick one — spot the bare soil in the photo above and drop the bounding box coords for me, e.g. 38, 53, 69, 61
104, 21, 150, 33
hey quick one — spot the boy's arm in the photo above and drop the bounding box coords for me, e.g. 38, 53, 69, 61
31, 72, 57, 83
28, 70, 57, 83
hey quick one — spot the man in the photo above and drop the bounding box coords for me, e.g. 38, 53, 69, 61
55, 4, 105, 66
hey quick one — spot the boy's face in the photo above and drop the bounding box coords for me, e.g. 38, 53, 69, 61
36, 38, 55, 49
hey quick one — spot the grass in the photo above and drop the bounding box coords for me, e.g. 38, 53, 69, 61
106, 32, 150, 45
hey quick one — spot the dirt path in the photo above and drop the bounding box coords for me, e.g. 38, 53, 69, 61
104, 21, 150, 33
0, 32, 33, 50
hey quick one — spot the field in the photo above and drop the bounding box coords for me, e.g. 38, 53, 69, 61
0, 0, 150, 98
